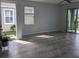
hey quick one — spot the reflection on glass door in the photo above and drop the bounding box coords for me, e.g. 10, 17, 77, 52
67, 8, 78, 33
76, 9, 79, 33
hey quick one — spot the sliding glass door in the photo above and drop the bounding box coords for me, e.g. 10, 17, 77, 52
67, 8, 78, 33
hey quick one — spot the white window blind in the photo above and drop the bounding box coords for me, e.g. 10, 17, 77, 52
24, 7, 34, 25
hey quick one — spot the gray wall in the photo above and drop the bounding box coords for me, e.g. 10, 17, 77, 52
16, 0, 61, 39
60, 2, 79, 31
0, 0, 1, 35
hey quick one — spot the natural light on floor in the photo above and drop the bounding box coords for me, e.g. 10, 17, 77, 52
13, 40, 33, 45
35, 35, 54, 39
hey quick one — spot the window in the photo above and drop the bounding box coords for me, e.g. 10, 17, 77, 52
3, 8, 14, 24
24, 7, 34, 25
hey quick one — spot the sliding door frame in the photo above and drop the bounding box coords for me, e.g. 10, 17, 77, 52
66, 8, 78, 33
75, 8, 78, 33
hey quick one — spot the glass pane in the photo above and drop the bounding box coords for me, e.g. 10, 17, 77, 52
10, 17, 13, 23
5, 10, 13, 17
25, 14, 34, 24
5, 10, 10, 17
24, 7, 34, 13
67, 9, 78, 33
10, 11, 13, 17
5, 17, 13, 23
24, 6, 34, 25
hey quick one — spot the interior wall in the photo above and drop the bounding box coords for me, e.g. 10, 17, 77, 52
0, 0, 1, 35
16, 0, 23, 39
16, 0, 61, 39
60, 2, 79, 32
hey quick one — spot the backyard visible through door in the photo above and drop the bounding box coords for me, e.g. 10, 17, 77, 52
1, 0, 16, 39
67, 8, 79, 33
76, 11, 79, 33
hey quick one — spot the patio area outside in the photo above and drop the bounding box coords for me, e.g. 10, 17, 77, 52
2, 25, 16, 39
1, 1, 16, 39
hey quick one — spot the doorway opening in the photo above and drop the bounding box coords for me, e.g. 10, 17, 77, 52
1, 0, 17, 39
76, 10, 79, 33
66, 8, 79, 33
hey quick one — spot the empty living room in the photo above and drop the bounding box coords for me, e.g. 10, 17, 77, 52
0, 0, 79, 58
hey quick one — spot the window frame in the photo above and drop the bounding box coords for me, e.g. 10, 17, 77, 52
24, 6, 34, 25
3, 8, 15, 24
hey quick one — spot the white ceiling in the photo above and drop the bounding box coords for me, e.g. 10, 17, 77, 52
29, 0, 62, 4
1, 0, 79, 4
29, 0, 79, 4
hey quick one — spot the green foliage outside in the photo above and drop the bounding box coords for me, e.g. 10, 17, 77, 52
2, 25, 16, 36
3, 31, 16, 36
10, 25, 16, 31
